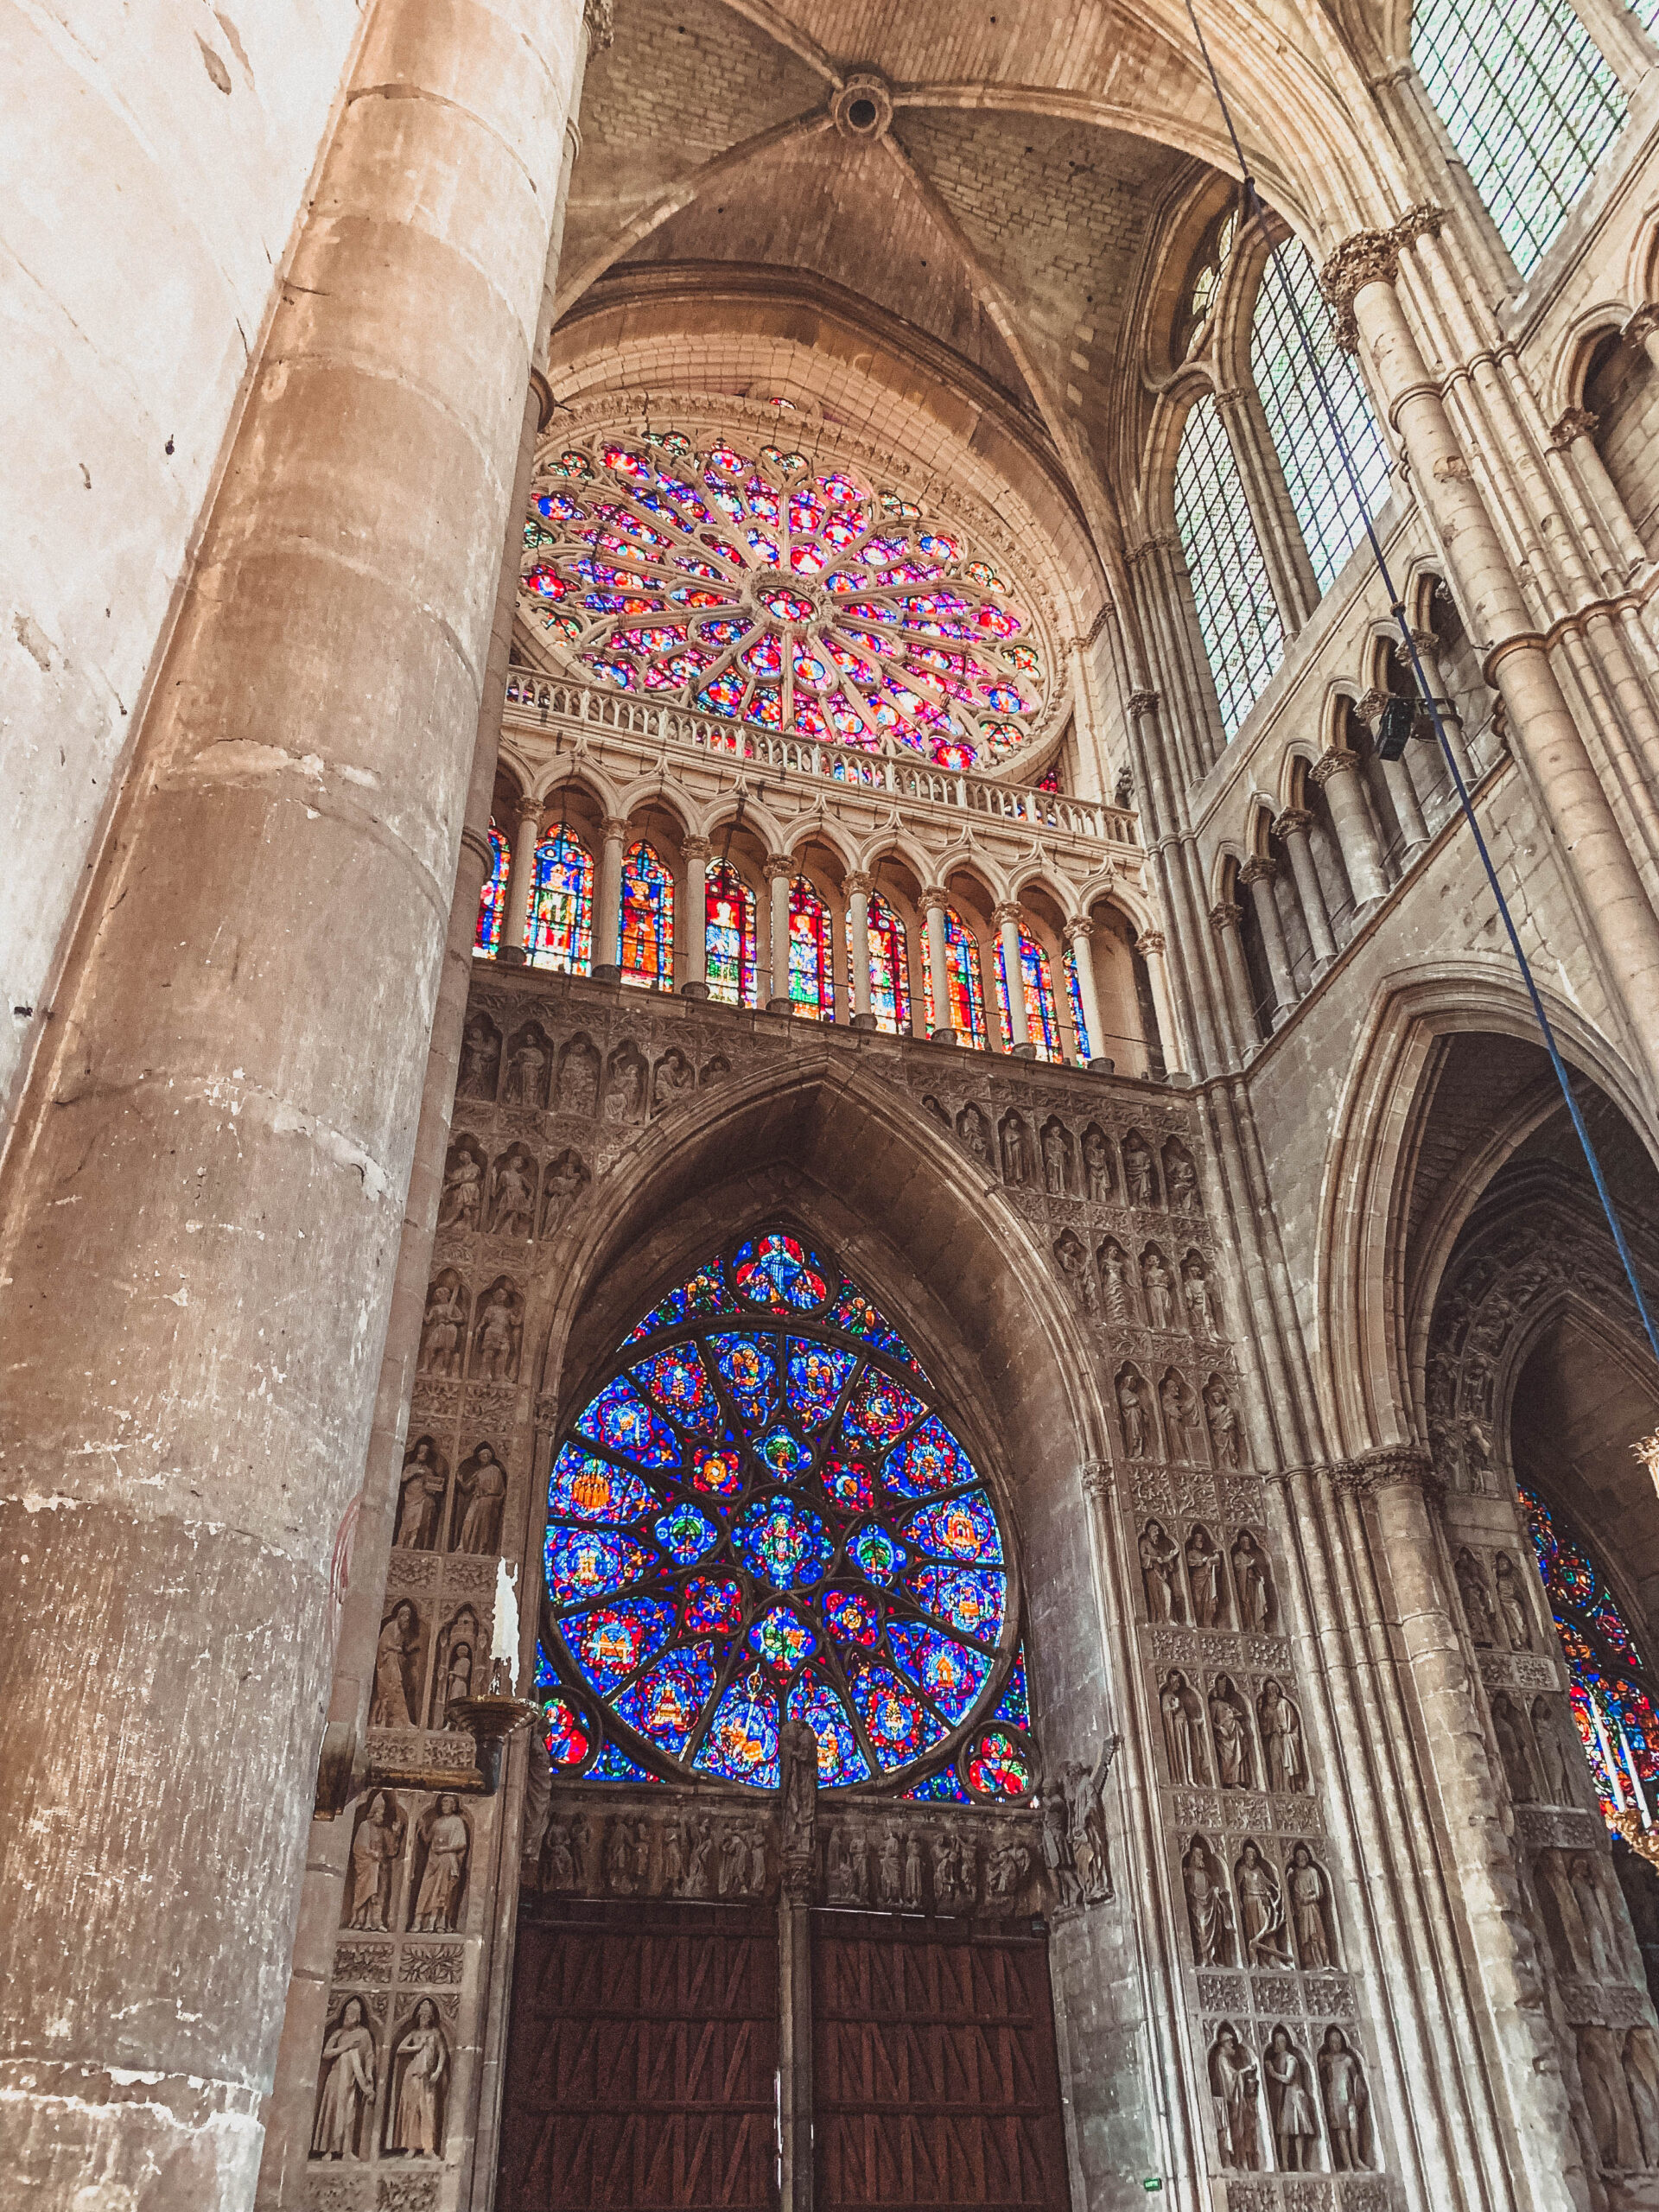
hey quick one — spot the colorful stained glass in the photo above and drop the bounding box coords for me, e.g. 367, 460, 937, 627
547, 1445, 654, 1525
653, 1499, 720, 1565
709, 1332, 778, 1421
908, 1562, 1005, 1642
475, 822, 509, 957
620, 840, 673, 986
906, 1764, 972, 1803
828, 1284, 930, 1381
696, 1670, 780, 1789
852, 892, 911, 1034
823, 1587, 882, 1646
541, 1691, 590, 1769
902, 1490, 1003, 1565
624, 1259, 733, 1344
577, 1378, 680, 1467
632, 1345, 721, 1433
965, 1726, 1033, 1798
995, 925, 1061, 1060
731, 1234, 830, 1311
748, 1605, 817, 1675
734, 1497, 832, 1590
588, 1740, 664, 1783
756, 1427, 813, 1477
706, 858, 759, 1007
887, 1619, 992, 1724
851, 1524, 904, 1585
920, 907, 989, 1049
1066, 944, 1092, 1064
823, 1455, 875, 1511
849, 1662, 944, 1770
614, 1644, 716, 1757
885, 1414, 974, 1497
787, 879, 835, 1020
527, 825, 594, 974
787, 1340, 857, 1428
843, 1368, 925, 1446
991, 1643, 1031, 1730
791, 1674, 871, 1784
563, 1598, 676, 1693
544, 1526, 656, 1608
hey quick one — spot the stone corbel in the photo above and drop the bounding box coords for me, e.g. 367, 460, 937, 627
315, 1695, 539, 1818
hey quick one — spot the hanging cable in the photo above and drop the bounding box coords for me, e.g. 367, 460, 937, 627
1179, 0, 1659, 1367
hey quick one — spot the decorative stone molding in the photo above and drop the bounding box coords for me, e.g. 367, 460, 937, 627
1548, 407, 1600, 451
1308, 746, 1362, 787
1127, 688, 1161, 717
1352, 1445, 1440, 1496
582, 0, 615, 48
1209, 899, 1244, 931
1081, 1459, 1115, 1500
831, 73, 893, 141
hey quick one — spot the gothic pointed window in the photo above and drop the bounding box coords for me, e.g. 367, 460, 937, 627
620, 840, 673, 988
533, 1227, 1036, 1798
996, 926, 1061, 1060
705, 859, 757, 1007
1173, 395, 1286, 737
1066, 945, 1093, 1064
851, 891, 910, 1034
788, 877, 835, 1021
922, 910, 988, 1049
526, 825, 594, 974
475, 821, 509, 958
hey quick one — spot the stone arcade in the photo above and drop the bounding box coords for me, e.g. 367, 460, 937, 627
10, 3, 1659, 2211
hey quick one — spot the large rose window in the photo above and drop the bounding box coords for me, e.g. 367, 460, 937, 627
519, 429, 1050, 771
535, 1230, 1035, 1798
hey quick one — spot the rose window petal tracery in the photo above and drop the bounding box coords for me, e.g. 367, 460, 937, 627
520, 430, 1051, 771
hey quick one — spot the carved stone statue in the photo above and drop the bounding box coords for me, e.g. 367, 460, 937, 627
1099, 1240, 1134, 1319
1537, 1847, 1597, 1975
827, 1826, 865, 1904
1490, 1690, 1539, 1803
1041, 1785, 1080, 1907
1580, 2021, 1642, 2171
1141, 1247, 1174, 1329
931, 1827, 973, 1910
394, 1439, 448, 1550
1258, 1679, 1306, 1794
1160, 1669, 1206, 1784
1123, 1134, 1157, 1206
653, 1051, 693, 1111
436, 1141, 485, 1233
1181, 1255, 1219, 1338
1454, 1548, 1497, 1646
1160, 1370, 1198, 1462
1185, 1841, 1231, 1965
1082, 1127, 1113, 1200
412, 1796, 470, 1933
1185, 1525, 1224, 1627
457, 1014, 499, 1099
370, 1601, 420, 1728
1570, 1852, 1621, 1980
347, 1792, 405, 1931
387, 1998, 448, 2157
505, 1028, 549, 1107
1210, 2024, 1262, 2170
877, 1827, 904, 1906
1117, 1370, 1151, 1459
1165, 1143, 1199, 1211
1208, 1675, 1255, 1790
541, 1147, 588, 1235
556, 1036, 600, 1116
417, 1276, 467, 1376
1001, 1115, 1033, 1185
1319, 2029, 1372, 2170
1494, 1552, 1534, 1649
1236, 1842, 1290, 1967
1041, 1121, 1069, 1195
1204, 1377, 1241, 1469
1055, 1233, 1097, 1316
1625, 2026, 1659, 2169
1231, 1531, 1274, 1630
985, 1836, 1031, 1901
1531, 1694, 1576, 1805
1064, 1738, 1119, 1903
488, 1148, 537, 1239
959, 1106, 993, 1167
471, 1283, 520, 1382
453, 1445, 507, 1555
1287, 1845, 1334, 1968
903, 1833, 924, 1909
312, 1996, 376, 2158
780, 1714, 818, 1865
1140, 1519, 1184, 1622
1263, 2027, 1320, 2171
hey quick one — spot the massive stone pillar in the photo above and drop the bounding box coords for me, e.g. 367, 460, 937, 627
0, 0, 588, 2203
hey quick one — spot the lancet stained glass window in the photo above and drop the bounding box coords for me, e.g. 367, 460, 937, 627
527, 825, 594, 975
1066, 945, 1093, 1064
789, 878, 834, 1021
537, 1227, 1033, 1795
996, 926, 1062, 1061
706, 859, 757, 1007
475, 822, 509, 958
851, 890, 910, 1034
519, 429, 1052, 770
1412, 0, 1624, 274
1251, 240, 1392, 594
921, 910, 988, 1049
1519, 1483, 1658, 1835
1173, 395, 1285, 738
620, 840, 673, 988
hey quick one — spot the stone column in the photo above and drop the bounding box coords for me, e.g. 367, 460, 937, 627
766, 854, 793, 1014
1135, 929, 1188, 1081
1406, 626, 1476, 786
922, 887, 956, 1045
1065, 918, 1113, 1071
1356, 687, 1431, 859
1237, 857, 1297, 1020
1210, 899, 1257, 1058
500, 790, 543, 965
0, 0, 587, 2202
1309, 747, 1389, 912
1548, 405, 1646, 583
681, 835, 710, 999
995, 901, 1034, 1058
846, 870, 875, 1030
593, 814, 628, 982
1273, 807, 1338, 969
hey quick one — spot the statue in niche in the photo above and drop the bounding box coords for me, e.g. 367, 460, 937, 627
1287, 1845, 1335, 1967
457, 1014, 500, 1101
370, 1600, 421, 1729
931, 1828, 973, 1909
410, 1796, 471, 1933
921, 1095, 951, 1133
878, 1827, 904, 1906
780, 1714, 817, 1859
1064, 1739, 1119, 1904
1210, 2024, 1262, 2170
1494, 1552, 1534, 1650
1209, 1675, 1255, 1790
346, 1792, 406, 1931
1204, 1377, 1242, 1469
488, 1147, 537, 1239
1181, 1254, 1220, 1339
1185, 1840, 1233, 1965
556, 1035, 600, 1116
1258, 1679, 1307, 1794
827, 1827, 866, 1904
1490, 1690, 1539, 1803
541, 1147, 588, 1236
1001, 1114, 1033, 1185
904, 1834, 925, 1909
1185, 1524, 1224, 1627
1160, 1370, 1198, 1462
1319, 2029, 1373, 2170
1082, 1126, 1114, 1201
1580, 2023, 1643, 2172
1098, 1239, 1135, 1320
1570, 1853, 1622, 1980
1236, 1842, 1290, 1967
543, 1814, 588, 1893
1165, 1141, 1199, 1212
394, 1438, 448, 1551
1140, 1518, 1185, 1622
687, 1815, 715, 1896
662, 1818, 688, 1897
1041, 1121, 1071, 1195
452, 1444, 506, 1555
471, 1280, 521, 1382
505, 1026, 550, 1108
1453, 1548, 1497, 1647
1625, 2028, 1659, 2168
312, 1996, 377, 2159
1141, 1247, 1174, 1329
1531, 1694, 1577, 1805
430, 1605, 478, 1727
986, 1837, 1032, 1901
1055, 1233, 1097, 1317
1122, 1133, 1157, 1207
1263, 2028, 1321, 2171
606, 1815, 635, 1896
1231, 1530, 1275, 1631
387, 1998, 448, 2158
1160, 1669, 1207, 1784
958, 1104, 993, 1168
417, 1274, 467, 1376
1538, 1847, 1597, 1975
604, 1044, 646, 1124
644, 1821, 663, 1892
435, 1137, 486, 1234
1041, 1785, 1081, 1907
653, 1050, 694, 1112
1117, 1369, 1151, 1459
719, 1823, 750, 1897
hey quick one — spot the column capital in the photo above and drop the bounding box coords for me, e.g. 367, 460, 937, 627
920, 884, 951, 910
843, 871, 874, 897
1406, 627, 1439, 657
1351, 1443, 1441, 1497
682, 834, 711, 861
1273, 806, 1313, 840
1080, 1459, 1115, 1501
1308, 745, 1362, 787
1319, 204, 1446, 346
1210, 899, 1243, 932
1135, 929, 1166, 957
1126, 687, 1160, 718
515, 791, 543, 828
763, 853, 794, 883
1236, 856, 1277, 889
603, 815, 631, 842
1624, 304, 1659, 346
583, 0, 615, 48
1065, 916, 1096, 944
1352, 687, 1388, 729
991, 901, 1024, 928
1548, 406, 1599, 452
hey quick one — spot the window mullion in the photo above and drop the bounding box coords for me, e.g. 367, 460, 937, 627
1214, 383, 1321, 634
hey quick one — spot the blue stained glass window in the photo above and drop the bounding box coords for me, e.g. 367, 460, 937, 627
527, 824, 594, 974
921, 909, 988, 1048
995, 927, 1062, 1061
475, 821, 509, 958
788, 877, 835, 1020
706, 858, 758, 1007
1174, 395, 1285, 738
540, 1225, 1026, 1792
1066, 944, 1092, 1064
620, 839, 673, 987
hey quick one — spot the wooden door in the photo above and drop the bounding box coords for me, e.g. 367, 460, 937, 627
498, 1898, 779, 2212
813, 1912, 1071, 2212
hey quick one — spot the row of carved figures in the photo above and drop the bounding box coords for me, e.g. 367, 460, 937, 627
1161, 1669, 1307, 1795
459, 1014, 725, 1120
371, 1593, 503, 1737
312, 1993, 450, 2164
1184, 1832, 1336, 1971
341, 1791, 474, 1936
417, 1272, 524, 1382
1142, 1521, 1278, 1633
1210, 2020, 1373, 2174
1453, 1544, 1538, 1651
1059, 1237, 1224, 1335
1119, 1366, 1242, 1466
925, 1097, 1201, 1211
436, 1134, 589, 1243
392, 1434, 508, 1554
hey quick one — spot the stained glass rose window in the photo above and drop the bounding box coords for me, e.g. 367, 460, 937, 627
519, 429, 1051, 772
535, 1228, 1035, 1797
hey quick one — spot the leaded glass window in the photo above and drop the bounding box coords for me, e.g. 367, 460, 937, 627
789, 878, 834, 1021
850, 891, 910, 1034
1066, 945, 1092, 1064
706, 859, 757, 1007
1252, 242, 1392, 593
475, 822, 509, 958
921, 910, 988, 1049
534, 1227, 1037, 1797
620, 840, 673, 988
1520, 1484, 1658, 1833
1412, 0, 1625, 274
1173, 397, 1286, 737
526, 825, 594, 975
996, 927, 1062, 1060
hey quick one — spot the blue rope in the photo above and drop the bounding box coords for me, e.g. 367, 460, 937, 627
1180, 0, 1659, 1370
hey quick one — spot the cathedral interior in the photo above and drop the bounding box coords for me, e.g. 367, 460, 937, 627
16, 2, 1659, 2209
